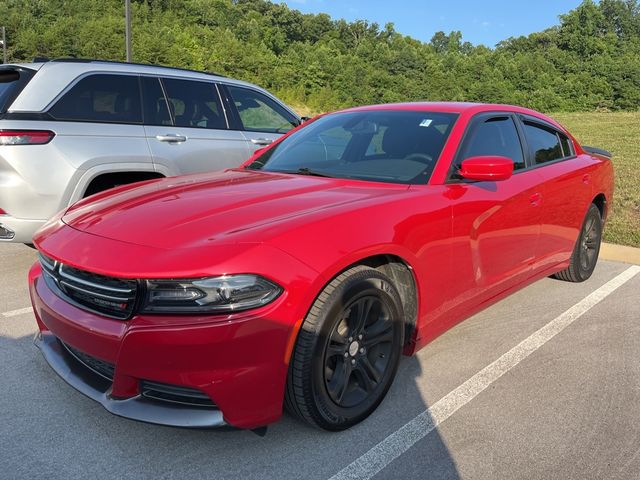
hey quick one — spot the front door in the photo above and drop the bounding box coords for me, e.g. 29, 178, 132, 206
447, 114, 543, 314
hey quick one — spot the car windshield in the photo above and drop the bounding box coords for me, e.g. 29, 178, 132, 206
247, 110, 459, 184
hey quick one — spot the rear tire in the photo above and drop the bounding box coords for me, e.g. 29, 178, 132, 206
553, 203, 602, 283
285, 266, 404, 430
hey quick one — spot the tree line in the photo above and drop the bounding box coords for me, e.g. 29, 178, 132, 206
1, 0, 639, 113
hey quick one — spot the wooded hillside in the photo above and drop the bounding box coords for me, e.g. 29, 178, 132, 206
1, 0, 639, 113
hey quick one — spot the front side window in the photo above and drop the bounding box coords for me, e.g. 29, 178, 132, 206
161, 78, 226, 130
227, 85, 298, 134
458, 116, 525, 170
141, 76, 171, 126
523, 122, 563, 164
49, 74, 142, 123
247, 110, 458, 184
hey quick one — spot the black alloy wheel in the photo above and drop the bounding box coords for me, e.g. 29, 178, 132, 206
285, 265, 405, 430
554, 203, 603, 283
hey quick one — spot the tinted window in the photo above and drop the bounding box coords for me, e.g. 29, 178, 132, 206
249, 110, 458, 184
459, 116, 525, 170
524, 122, 563, 164
559, 134, 573, 157
49, 74, 142, 123
0, 69, 35, 113
161, 78, 226, 129
141, 76, 171, 126
227, 85, 298, 133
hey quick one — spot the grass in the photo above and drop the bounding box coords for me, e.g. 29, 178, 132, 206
552, 112, 640, 247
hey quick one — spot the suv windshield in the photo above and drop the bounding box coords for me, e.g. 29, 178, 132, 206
247, 110, 458, 184
0, 68, 36, 113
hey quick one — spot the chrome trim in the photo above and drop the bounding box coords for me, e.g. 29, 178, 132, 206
38, 253, 56, 271
35, 332, 227, 428
58, 280, 131, 303
58, 264, 134, 294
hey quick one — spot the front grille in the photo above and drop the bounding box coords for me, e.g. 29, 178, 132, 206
61, 340, 115, 381
39, 253, 138, 320
140, 380, 217, 408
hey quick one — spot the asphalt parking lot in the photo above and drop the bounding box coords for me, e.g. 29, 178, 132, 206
1, 243, 639, 480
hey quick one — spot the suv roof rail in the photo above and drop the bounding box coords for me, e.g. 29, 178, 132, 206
42, 57, 227, 78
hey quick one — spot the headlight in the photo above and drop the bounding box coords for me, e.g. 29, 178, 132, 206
141, 275, 282, 313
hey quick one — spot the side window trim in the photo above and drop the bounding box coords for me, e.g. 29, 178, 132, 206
446, 111, 525, 183
217, 83, 243, 131
214, 83, 231, 130
156, 76, 175, 126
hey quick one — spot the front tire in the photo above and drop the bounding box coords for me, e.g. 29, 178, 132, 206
285, 266, 405, 430
554, 203, 602, 282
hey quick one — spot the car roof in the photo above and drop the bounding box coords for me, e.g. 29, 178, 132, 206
339, 101, 563, 129
6, 59, 298, 117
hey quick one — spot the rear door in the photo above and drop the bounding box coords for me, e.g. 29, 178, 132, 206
447, 113, 544, 313
142, 76, 250, 176
221, 84, 299, 154
519, 117, 594, 271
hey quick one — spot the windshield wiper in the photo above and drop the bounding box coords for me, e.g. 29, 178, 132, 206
293, 167, 334, 178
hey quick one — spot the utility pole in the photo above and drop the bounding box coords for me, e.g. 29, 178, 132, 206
1, 27, 6, 64
125, 0, 132, 62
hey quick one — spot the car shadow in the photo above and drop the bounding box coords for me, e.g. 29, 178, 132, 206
0, 325, 460, 480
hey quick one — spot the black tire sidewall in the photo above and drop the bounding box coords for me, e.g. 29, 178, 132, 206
309, 271, 404, 429
575, 204, 602, 281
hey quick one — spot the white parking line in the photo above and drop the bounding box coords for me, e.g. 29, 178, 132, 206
329, 265, 640, 480
2, 307, 33, 318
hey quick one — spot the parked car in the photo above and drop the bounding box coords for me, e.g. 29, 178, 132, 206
0, 59, 301, 243
29, 102, 613, 431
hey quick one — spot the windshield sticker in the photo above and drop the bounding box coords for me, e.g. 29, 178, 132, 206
419, 119, 433, 127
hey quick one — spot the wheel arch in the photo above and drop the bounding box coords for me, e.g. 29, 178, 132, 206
592, 193, 607, 222
67, 164, 165, 205
306, 252, 420, 350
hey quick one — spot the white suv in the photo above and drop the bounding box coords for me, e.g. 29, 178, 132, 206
0, 59, 301, 243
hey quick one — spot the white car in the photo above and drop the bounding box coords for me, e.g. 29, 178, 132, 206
0, 59, 301, 243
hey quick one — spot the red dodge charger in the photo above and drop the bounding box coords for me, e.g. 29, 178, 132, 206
29, 102, 613, 431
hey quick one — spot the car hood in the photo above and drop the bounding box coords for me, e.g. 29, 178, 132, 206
62, 169, 409, 250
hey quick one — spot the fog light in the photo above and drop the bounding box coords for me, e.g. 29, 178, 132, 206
0, 224, 15, 240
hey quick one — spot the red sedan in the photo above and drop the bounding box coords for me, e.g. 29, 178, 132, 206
29, 102, 613, 431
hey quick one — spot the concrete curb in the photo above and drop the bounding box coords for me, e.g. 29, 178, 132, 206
600, 242, 640, 266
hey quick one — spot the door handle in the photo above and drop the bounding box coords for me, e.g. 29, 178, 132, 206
529, 193, 542, 206
250, 138, 273, 146
582, 174, 590, 184
156, 134, 187, 143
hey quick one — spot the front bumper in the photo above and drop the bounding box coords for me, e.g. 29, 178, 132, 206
34, 332, 226, 428
29, 262, 302, 429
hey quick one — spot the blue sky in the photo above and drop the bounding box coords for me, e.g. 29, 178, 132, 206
277, 0, 584, 47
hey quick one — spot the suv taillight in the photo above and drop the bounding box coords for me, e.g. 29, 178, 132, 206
0, 130, 55, 145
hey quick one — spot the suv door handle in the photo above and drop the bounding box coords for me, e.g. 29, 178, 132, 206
529, 193, 542, 206
250, 138, 273, 146
156, 134, 187, 143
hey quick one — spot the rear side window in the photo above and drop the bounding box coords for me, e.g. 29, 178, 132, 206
459, 116, 525, 170
523, 122, 563, 164
559, 134, 573, 157
0, 68, 36, 113
161, 78, 226, 130
227, 85, 298, 133
49, 74, 142, 124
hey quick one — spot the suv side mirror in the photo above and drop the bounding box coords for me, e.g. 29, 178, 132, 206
458, 156, 514, 182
